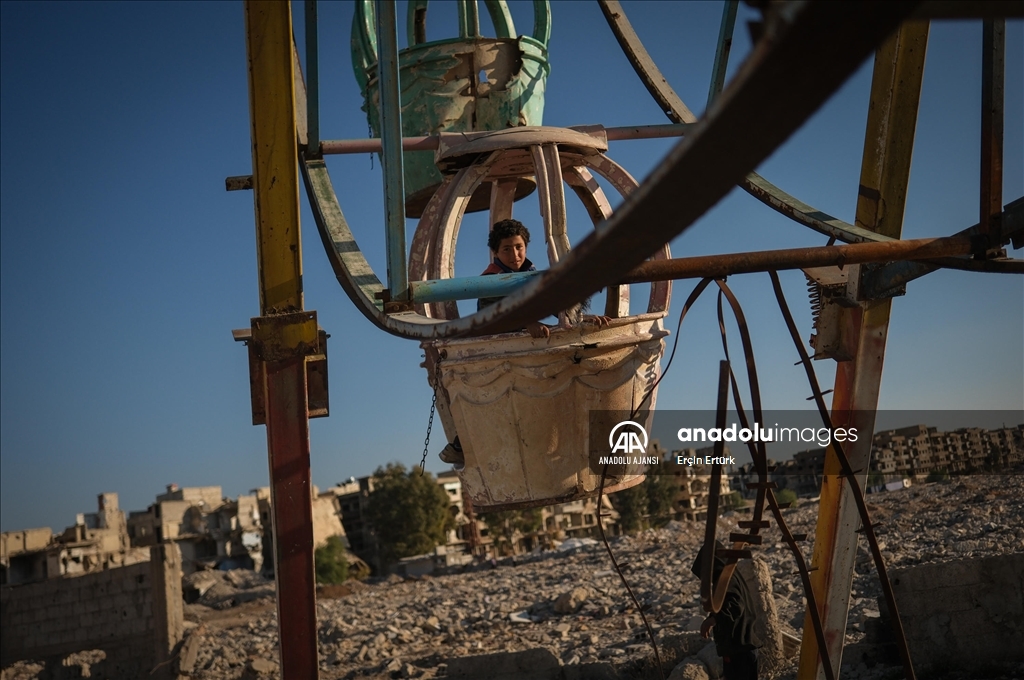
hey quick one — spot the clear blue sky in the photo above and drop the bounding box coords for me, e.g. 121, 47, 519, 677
2, 2, 1021, 532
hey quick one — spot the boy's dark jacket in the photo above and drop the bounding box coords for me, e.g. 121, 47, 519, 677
690, 542, 763, 656
477, 257, 536, 310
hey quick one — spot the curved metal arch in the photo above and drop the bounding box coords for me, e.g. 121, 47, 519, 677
597, 0, 873, 243
598, 0, 1024, 274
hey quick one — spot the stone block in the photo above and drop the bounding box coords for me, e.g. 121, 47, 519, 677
695, 643, 723, 679
446, 648, 561, 680
668, 658, 709, 680
561, 662, 622, 680
892, 553, 1024, 673
554, 587, 591, 615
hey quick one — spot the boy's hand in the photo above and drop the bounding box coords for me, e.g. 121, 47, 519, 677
582, 314, 612, 328
526, 321, 550, 339
700, 615, 716, 639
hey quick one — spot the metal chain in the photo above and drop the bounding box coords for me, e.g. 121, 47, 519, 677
419, 356, 442, 474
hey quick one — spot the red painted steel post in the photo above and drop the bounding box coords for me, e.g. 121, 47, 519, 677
264, 355, 319, 678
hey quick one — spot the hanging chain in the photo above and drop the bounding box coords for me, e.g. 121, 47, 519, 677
419, 354, 443, 474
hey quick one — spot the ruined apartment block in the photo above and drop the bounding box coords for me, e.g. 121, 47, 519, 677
1, 493, 148, 586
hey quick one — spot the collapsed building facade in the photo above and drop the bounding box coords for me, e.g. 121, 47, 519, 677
127, 484, 264, 574
0, 493, 148, 586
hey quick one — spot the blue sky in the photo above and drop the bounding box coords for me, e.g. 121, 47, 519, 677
1, 2, 1021, 533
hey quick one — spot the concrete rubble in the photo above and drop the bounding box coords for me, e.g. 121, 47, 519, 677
2, 475, 1021, 680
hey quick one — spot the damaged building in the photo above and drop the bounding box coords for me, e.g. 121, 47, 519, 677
0, 493, 148, 586
669, 446, 734, 521
127, 484, 263, 574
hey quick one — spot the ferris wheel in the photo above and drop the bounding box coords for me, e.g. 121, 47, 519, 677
232, 3, 1023, 678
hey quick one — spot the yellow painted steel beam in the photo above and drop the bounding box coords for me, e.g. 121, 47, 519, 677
243, 4, 320, 679
798, 21, 929, 680
246, 0, 303, 315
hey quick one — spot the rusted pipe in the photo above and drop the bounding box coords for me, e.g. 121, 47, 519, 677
620, 236, 976, 284
319, 123, 693, 155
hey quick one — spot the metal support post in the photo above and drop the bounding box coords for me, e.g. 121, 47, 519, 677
980, 18, 1004, 245
797, 21, 929, 680
243, 2, 320, 678
305, 0, 320, 158
375, 0, 409, 301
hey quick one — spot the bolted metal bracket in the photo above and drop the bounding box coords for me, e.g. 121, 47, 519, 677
803, 265, 857, 361
225, 175, 254, 191
250, 311, 319, 363
375, 287, 413, 313
233, 313, 329, 426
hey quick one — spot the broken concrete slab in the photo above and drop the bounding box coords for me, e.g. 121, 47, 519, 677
446, 648, 561, 680
561, 661, 621, 680
667, 658, 709, 680
554, 587, 591, 615
694, 643, 722, 679
891, 552, 1024, 674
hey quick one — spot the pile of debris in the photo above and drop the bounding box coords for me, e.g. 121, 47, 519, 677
4, 475, 1020, 680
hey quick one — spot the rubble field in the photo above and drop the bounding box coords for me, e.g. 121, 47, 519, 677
4, 475, 1023, 680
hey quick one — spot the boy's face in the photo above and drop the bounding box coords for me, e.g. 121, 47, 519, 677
495, 235, 528, 271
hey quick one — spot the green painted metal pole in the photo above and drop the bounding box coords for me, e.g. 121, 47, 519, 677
374, 0, 409, 300
707, 0, 738, 107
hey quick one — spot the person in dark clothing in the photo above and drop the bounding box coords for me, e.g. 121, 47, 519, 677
439, 219, 611, 466
690, 541, 763, 680
439, 220, 544, 466
475, 219, 547, 339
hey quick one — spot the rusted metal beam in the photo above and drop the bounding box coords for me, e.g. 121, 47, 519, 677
407, 235, 978, 304
797, 21, 928, 680
243, 2, 320, 678
980, 18, 1005, 246
621, 236, 974, 283
318, 123, 694, 155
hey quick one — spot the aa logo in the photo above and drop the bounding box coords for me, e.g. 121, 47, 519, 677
609, 421, 648, 454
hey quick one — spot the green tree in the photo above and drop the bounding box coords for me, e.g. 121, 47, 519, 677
481, 508, 542, 555
721, 491, 745, 511
867, 470, 885, 489
776, 488, 798, 507
366, 463, 455, 568
314, 535, 349, 584
612, 484, 649, 534
644, 464, 678, 527
925, 468, 950, 484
